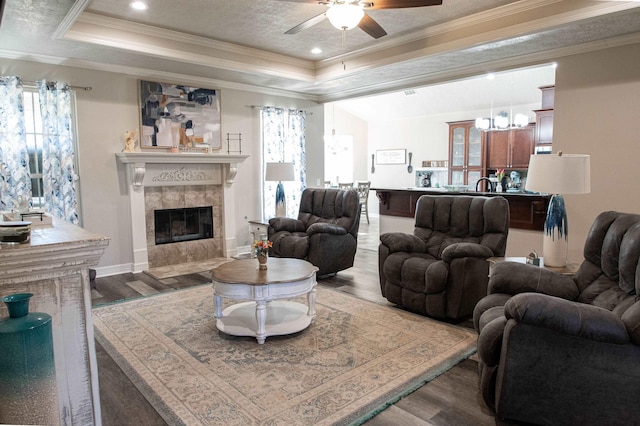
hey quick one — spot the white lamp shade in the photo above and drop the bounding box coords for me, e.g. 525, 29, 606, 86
265, 162, 295, 182
526, 153, 591, 194
326, 3, 364, 30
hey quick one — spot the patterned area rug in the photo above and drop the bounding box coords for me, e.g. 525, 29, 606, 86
93, 285, 476, 425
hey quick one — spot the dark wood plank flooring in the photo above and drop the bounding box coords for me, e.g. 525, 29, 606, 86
92, 218, 509, 426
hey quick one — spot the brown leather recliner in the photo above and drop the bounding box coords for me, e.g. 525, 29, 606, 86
474, 211, 640, 426
378, 194, 510, 320
268, 188, 360, 276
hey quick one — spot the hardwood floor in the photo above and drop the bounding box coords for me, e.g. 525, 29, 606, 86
92, 216, 505, 426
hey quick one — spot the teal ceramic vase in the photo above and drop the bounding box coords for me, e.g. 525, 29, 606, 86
0, 293, 59, 425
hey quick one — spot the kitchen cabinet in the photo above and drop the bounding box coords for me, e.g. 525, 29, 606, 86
448, 120, 485, 186
485, 124, 535, 169
534, 109, 553, 146
534, 85, 555, 152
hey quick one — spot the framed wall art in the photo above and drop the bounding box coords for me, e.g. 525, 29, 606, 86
139, 80, 221, 151
376, 149, 406, 165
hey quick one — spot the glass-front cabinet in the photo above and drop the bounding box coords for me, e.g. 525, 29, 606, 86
448, 120, 485, 187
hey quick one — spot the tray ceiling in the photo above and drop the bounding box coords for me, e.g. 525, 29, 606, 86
1, 0, 640, 101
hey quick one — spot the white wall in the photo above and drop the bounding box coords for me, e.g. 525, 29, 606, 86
0, 58, 323, 275
554, 42, 640, 261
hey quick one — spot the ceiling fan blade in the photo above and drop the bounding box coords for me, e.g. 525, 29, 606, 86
365, 0, 443, 9
358, 13, 387, 39
285, 12, 328, 34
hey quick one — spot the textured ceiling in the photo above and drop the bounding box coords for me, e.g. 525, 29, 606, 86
0, 0, 640, 103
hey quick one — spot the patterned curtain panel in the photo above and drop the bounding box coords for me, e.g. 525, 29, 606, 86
261, 107, 306, 218
0, 76, 32, 211
38, 80, 79, 224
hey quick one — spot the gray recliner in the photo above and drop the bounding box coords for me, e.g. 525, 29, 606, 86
378, 194, 510, 320
268, 188, 360, 276
474, 211, 640, 425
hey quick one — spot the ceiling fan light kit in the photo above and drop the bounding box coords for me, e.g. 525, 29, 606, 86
326, 3, 365, 30
283, 0, 443, 39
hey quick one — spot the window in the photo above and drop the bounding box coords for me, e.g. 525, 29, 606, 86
260, 107, 306, 219
23, 89, 44, 208
21, 86, 81, 219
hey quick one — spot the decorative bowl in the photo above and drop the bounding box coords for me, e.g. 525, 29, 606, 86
0, 221, 32, 244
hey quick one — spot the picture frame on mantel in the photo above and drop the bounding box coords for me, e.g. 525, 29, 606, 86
376, 149, 406, 165
139, 80, 222, 151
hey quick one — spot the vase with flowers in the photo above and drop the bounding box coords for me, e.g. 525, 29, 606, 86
254, 239, 273, 270
496, 169, 507, 193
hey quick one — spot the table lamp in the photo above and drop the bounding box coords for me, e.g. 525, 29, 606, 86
525, 152, 591, 267
265, 162, 295, 217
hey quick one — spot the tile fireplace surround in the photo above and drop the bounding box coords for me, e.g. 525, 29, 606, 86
116, 152, 249, 272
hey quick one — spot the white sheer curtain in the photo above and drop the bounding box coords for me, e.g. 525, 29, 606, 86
261, 107, 306, 218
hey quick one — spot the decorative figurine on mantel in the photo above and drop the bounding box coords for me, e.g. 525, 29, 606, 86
122, 129, 139, 152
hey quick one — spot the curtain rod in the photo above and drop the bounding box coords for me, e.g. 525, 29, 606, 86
248, 105, 312, 115
21, 80, 92, 91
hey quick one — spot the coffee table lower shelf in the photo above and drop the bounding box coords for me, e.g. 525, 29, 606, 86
216, 301, 313, 343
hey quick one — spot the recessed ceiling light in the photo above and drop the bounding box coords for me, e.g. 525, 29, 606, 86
130, 1, 149, 11
310, 47, 322, 55
486, 73, 496, 80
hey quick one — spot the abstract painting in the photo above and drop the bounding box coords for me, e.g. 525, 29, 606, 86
139, 80, 221, 150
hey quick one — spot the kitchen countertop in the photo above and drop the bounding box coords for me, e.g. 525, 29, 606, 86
372, 187, 549, 197
372, 187, 550, 230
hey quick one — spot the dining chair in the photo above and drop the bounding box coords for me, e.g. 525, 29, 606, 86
356, 181, 371, 224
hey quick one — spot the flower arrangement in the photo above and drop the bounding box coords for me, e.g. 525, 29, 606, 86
496, 169, 505, 181
254, 239, 273, 257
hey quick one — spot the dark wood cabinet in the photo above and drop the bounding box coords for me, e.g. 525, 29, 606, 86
448, 120, 485, 186
486, 124, 535, 169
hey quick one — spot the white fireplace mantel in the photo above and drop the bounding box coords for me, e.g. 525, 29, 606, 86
115, 151, 249, 272
116, 152, 249, 188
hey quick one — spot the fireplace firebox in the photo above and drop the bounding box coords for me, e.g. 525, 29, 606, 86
154, 207, 213, 245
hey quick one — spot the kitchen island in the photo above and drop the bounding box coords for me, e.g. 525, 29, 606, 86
374, 188, 550, 231
0, 216, 109, 425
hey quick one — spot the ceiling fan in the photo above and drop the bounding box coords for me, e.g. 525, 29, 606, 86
281, 0, 444, 39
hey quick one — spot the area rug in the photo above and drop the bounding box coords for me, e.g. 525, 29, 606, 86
93, 285, 477, 425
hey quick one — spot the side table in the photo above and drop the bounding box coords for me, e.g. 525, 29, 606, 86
488, 256, 580, 276
232, 219, 270, 259
249, 218, 269, 243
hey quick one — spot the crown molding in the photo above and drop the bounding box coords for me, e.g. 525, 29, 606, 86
52, 0, 91, 41
75, 13, 315, 72
317, 31, 640, 103
0, 49, 321, 102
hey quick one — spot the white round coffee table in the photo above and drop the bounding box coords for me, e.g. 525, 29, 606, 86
211, 257, 318, 344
